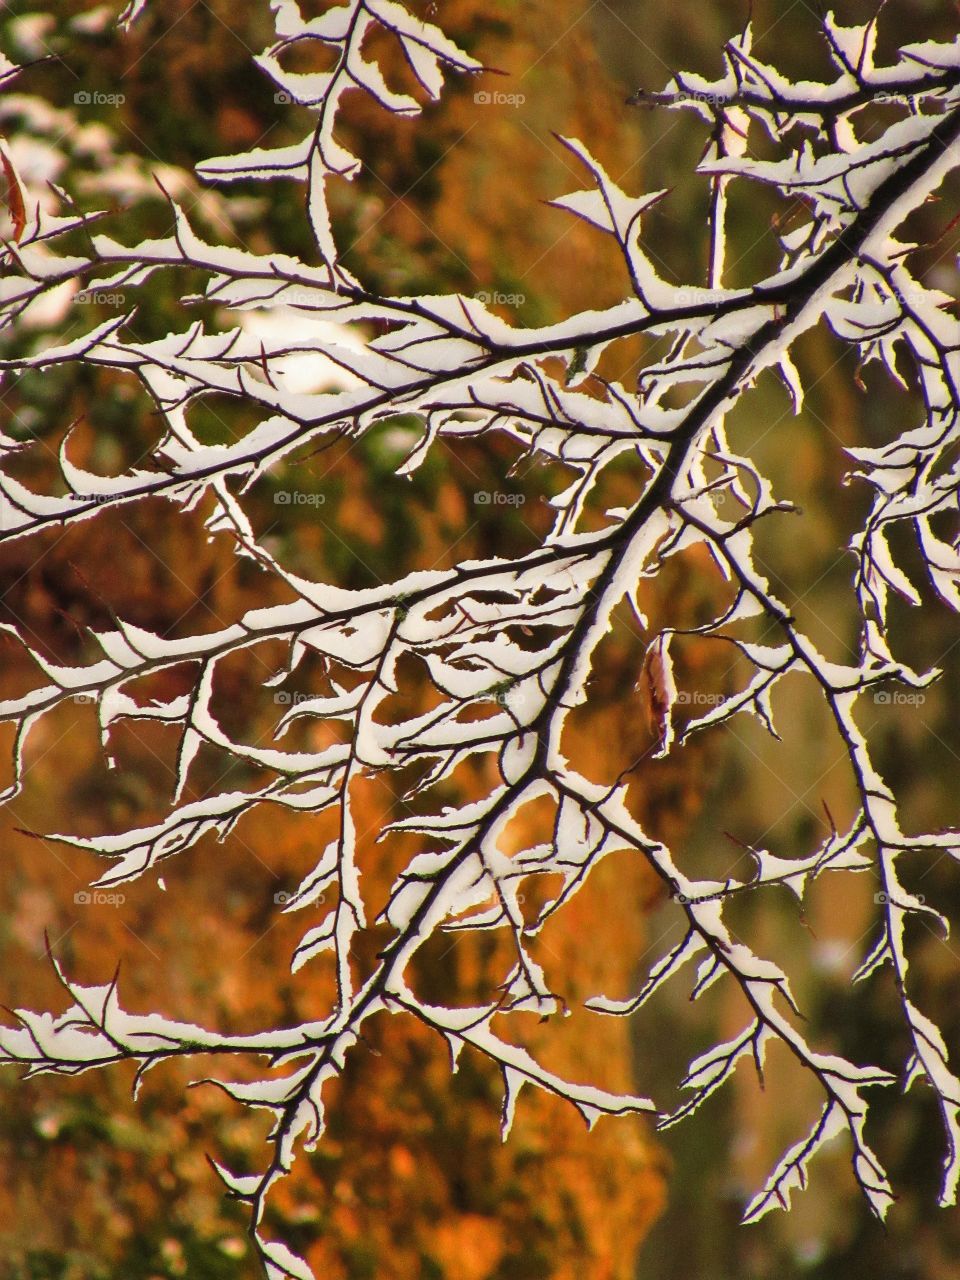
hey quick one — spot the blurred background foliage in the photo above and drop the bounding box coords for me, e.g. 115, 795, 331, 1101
0, 1, 958, 1278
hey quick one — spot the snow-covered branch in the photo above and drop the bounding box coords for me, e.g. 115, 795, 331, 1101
2, 6, 960, 1274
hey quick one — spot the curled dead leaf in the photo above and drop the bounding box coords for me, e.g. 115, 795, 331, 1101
640, 632, 676, 757
0, 142, 26, 242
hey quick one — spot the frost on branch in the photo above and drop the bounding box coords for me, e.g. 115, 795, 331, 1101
2, 5, 960, 1274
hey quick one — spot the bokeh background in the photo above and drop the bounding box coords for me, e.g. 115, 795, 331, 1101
0, 1, 959, 1277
